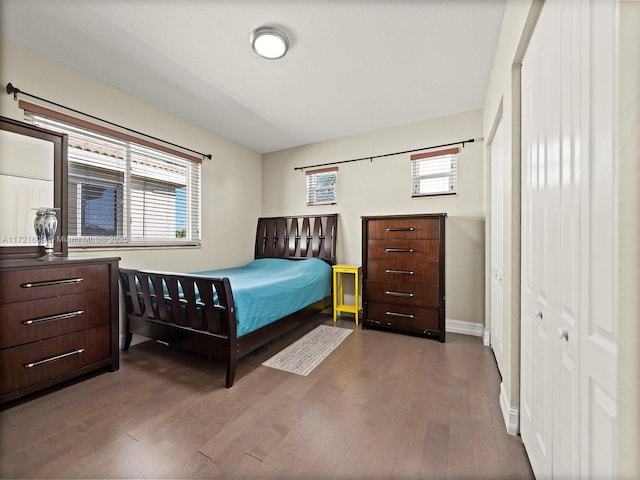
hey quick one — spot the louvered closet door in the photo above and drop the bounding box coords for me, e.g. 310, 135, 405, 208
490, 115, 505, 377
520, 1, 617, 479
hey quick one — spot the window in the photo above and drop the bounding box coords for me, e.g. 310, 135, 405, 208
410, 148, 459, 197
306, 167, 337, 206
25, 109, 201, 248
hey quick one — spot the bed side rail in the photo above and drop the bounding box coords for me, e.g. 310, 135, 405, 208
119, 268, 237, 339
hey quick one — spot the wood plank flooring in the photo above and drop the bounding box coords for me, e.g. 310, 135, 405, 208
0, 314, 534, 479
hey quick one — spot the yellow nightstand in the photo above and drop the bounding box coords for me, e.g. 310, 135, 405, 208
332, 264, 361, 325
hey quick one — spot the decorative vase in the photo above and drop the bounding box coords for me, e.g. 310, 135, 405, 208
33, 207, 58, 257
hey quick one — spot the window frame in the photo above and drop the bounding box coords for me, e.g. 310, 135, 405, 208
410, 147, 459, 197
306, 167, 338, 206
22, 102, 202, 249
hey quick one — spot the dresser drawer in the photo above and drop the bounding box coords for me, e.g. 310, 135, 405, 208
0, 290, 109, 349
367, 239, 440, 263
0, 323, 111, 394
366, 302, 440, 331
0, 264, 109, 304
366, 259, 439, 284
367, 218, 441, 240
365, 281, 439, 308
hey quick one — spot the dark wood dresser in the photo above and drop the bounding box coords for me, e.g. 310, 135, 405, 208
361, 213, 446, 342
0, 257, 120, 403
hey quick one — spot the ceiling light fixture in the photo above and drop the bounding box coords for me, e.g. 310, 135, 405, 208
250, 26, 289, 60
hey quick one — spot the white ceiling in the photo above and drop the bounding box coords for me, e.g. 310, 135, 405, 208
1, 0, 505, 154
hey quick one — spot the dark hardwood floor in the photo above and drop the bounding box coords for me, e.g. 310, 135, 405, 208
0, 314, 534, 479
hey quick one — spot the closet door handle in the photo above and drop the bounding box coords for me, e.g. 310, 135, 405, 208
385, 291, 414, 298
22, 310, 85, 325
385, 248, 415, 253
24, 349, 85, 369
21, 278, 84, 288
385, 227, 414, 232
558, 328, 569, 342
535, 310, 543, 320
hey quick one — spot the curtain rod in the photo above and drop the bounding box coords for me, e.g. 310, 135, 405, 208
293, 137, 480, 171
6, 82, 212, 161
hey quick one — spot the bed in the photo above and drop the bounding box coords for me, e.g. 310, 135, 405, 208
119, 214, 338, 388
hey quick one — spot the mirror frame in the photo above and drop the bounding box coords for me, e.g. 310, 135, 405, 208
0, 116, 68, 259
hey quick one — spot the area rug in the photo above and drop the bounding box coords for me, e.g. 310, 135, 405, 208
262, 325, 352, 376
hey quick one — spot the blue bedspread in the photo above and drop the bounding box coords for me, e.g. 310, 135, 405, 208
193, 258, 331, 337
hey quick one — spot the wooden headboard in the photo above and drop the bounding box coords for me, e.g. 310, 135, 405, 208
254, 214, 338, 265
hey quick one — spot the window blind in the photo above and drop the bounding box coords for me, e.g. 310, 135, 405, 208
410, 148, 459, 197
306, 167, 337, 206
24, 110, 201, 247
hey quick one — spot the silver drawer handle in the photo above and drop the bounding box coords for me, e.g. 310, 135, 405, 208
22, 310, 85, 325
385, 227, 414, 232
385, 291, 414, 298
384, 248, 415, 253
386, 311, 414, 319
385, 269, 415, 275
24, 348, 85, 369
369, 319, 392, 326
21, 278, 84, 288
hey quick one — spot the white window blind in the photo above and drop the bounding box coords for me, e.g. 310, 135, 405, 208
410, 148, 459, 197
24, 110, 201, 247
306, 167, 337, 206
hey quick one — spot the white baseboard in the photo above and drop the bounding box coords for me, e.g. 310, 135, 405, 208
499, 382, 520, 435
483, 329, 491, 346
445, 318, 485, 337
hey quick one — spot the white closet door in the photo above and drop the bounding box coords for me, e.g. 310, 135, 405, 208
579, 1, 618, 477
520, 6, 555, 474
490, 116, 505, 377
521, 1, 580, 477
553, 2, 582, 476
520, 1, 617, 479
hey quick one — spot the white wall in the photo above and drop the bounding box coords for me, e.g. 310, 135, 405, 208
262, 109, 485, 326
616, 1, 640, 476
0, 39, 262, 272
482, 0, 537, 427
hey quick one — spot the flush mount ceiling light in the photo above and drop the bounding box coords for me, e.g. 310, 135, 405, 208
250, 26, 289, 59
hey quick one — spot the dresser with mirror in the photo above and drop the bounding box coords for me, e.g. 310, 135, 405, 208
0, 116, 120, 404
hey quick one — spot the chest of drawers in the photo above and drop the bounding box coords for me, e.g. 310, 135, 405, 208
361, 213, 446, 342
0, 257, 120, 403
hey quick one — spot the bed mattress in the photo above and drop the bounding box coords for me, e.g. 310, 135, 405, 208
194, 258, 331, 337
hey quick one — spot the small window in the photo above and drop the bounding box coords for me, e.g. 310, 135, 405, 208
306, 167, 337, 206
411, 148, 459, 197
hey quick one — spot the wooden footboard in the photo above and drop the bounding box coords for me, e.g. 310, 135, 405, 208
119, 269, 240, 387
119, 268, 331, 388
